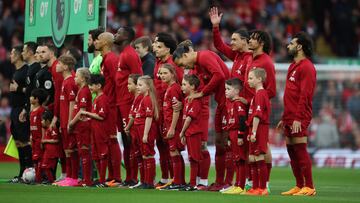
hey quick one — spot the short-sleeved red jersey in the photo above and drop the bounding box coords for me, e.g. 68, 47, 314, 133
115, 45, 143, 106
134, 95, 155, 125
247, 89, 270, 126
42, 127, 61, 159
91, 93, 111, 142
163, 83, 183, 131
100, 51, 117, 106
30, 106, 46, 142
129, 94, 144, 119
59, 76, 78, 128
183, 98, 202, 137
224, 99, 247, 131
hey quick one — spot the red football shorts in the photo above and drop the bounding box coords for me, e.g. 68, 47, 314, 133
186, 133, 203, 161
249, 124, 269, 156
284, 122, 309, 137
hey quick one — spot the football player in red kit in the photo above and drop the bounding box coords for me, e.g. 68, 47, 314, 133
114, 27, 143, 185
173, 45, 230, 191
159, 64, 186, 190
279, 32, 317, 196
41, 110, 61, 184
94, 32, 122, 186
81, 75, 110, 187
29, 88, 47, 183
124, 74, 144, 187
54, 55, 78, 186
248, 30, 277, 190
133, 76, 160, 189
221, 78, 248, 195
152, 33, 183, 188
68, 68, 93, 186
246, 68, 270, 196
179, 74, 203, 191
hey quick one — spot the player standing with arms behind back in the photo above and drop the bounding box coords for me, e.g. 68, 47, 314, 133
279, 32, 317, 196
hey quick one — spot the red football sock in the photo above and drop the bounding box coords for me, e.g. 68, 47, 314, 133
246, 162, 252, 182
180, 155, 186, 184
250, 162, 258, 189
199, 150, 211, 180
99, 158, 108, 183
137, 156, 144, 183
107, 158, 113, 180
215, 145, 226, 185
266, 162, 272, 182
294, 143, 314, 188
287, 144, 304, 188
235, 160, 246, 188
171, 155, 182, 185
123, 144, 131, 182
148, 158, 156, 185
189, 159, 199, 186
225, 149, 234, 185
35, 161, 42, 183
65, 156, 72, 177
71, 151, 79, 179
45, 168, 54, 183
80, 149, 92, 185
130, 152, 138, 181
109, 141, 122, 181
257, 160, 267, 189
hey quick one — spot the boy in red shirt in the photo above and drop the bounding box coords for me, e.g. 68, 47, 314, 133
55, 55, 79, 186
68, 68, 93, 186
81, 75, 110, 187
41, 110, 61, 184
246, 68, 270, 196
29, 88, 47, 183
221, 78, 248, 194
279, 32, 316, 196
124, 74, 144, 187
180, 74, 203, 191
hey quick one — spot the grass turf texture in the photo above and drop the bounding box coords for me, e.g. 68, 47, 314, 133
0, 162, 360, 203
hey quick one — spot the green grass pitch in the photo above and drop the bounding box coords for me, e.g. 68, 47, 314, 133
1, 162, 360, 203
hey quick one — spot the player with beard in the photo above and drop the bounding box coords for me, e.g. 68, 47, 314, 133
114, 26, 143, 186
94, 32, 122, 186
152, 33, 184, 189
247, 30, 276, 191
88, 28, 104, 75
8, 45, 31, 183
279, 32, 316, 196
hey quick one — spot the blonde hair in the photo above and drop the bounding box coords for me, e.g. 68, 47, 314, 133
138, 75, 159, 120
249, 67, 267, 82
160, 63, 177, 82
76, 67, 91, 84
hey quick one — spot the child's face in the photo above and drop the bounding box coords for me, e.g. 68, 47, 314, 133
89, 83, 99, 94
137, 80, 149, 95
29, 96, 36, 105
181, 79, 192, 95
41, 119, 49, 128
248, 71, 260, 88
127, 78, 137, 93
159, 67, 173, 84
74, 71, 83, 86
225, 84, 239, 99
55, 61, 66, 73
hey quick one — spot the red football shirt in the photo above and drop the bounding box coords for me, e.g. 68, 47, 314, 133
282, 58, 316, 126
115, 45, 143, 106
91, 93, 111, 141
73, 86, 92, 128
30, 106, 46, 142
59, 76, 78, 128
194, 50, 230, 96
43, 127, 61, 159
154, 57, 184, 104
134, 95, 154, 126
183, 98, 202, 137
247, 89, 271, 126
129, 94, 144, 119
163, 83, 183, 131
100, 51, 117, 107
50, 60, 63, 118
224, 99, 247, 131
247, 53, 276, 100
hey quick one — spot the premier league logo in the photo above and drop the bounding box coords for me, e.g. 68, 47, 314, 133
51, 0, 70, 47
